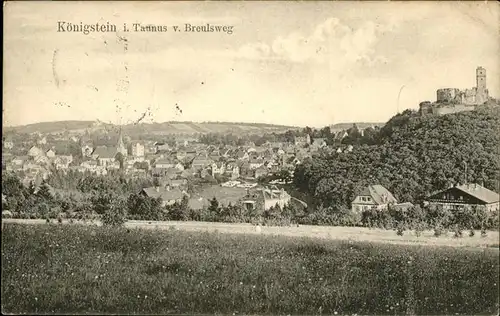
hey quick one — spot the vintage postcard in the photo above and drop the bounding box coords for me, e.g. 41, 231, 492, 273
2, 1, 499, 315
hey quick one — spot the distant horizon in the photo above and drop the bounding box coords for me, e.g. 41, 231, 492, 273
3, 117, 386, 130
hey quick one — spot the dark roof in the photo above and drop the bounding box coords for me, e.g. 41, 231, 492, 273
456, 183, 499, 204
393, 202, 414, 210
192, 157, 213, 165
358, 185, 398, 205
141, 187, 184, 201
93, 146, 116, 159
155, 158, 177, 165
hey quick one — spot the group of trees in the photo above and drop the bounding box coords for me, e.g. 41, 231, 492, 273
361, 204, 497, 237
293, 107, 500, 231
45, 169, 155, 196
197, 124, 384, 148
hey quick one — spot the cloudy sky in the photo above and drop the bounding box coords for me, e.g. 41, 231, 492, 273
3, 1, 499, 127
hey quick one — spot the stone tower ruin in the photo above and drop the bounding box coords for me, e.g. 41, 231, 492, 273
420, 66, 491, 116
475, 66, 487, 104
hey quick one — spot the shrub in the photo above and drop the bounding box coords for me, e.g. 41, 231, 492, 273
396, 227, 404, 236
434, 226, 443, 237
101, 203, 127, 227
414, 222, 424, 237
469, 230, 475, 237
2, 211, 13, 219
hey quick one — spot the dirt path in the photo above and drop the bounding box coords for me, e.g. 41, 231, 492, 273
2, 218, 498, 248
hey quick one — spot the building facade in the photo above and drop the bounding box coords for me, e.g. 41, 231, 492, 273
425, 183, 499, 213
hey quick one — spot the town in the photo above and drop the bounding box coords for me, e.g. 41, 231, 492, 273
2, 123, 349, 217
2, 101, 499, 231
3, 2, 500, 315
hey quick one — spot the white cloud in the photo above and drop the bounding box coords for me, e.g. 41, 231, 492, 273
235, 17, 392, 68
237, 42, 271, 60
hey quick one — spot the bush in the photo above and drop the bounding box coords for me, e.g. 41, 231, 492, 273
2, 211, 13, 219
434, 226, 443, 237
102, 205, 128, 227
414, 222, 424, 237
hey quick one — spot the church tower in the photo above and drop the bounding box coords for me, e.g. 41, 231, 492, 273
116, 127, 128, 157
475, 66, 488, 104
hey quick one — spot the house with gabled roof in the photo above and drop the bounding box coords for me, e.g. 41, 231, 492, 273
46, 148, 56, 158
211, 161, 226, 177
225, 161, 240, 175
311, 138, 327, 151
425, 183, 499, 213
191, 155, 214, 171
3, 139, 14, 150
249, 157, 264, 170
209, 154, 222, 162
81, 143, 94, 158
254, 166, 269, 179
93, 146, 116, 167
351, 185, 398, 213
140, 186, 187, 206
155, 157, 178, 169
37, 136, 47, 145
28, 145, 44, 158
294, 134, 311, 147
53, 155, 73, 170
34, 154, 50, 165
236, 149, 249, 160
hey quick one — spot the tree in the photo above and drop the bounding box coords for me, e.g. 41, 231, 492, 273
91, 190, 116, 215
36, 181, 54, 205
115, 152, 125, 170
208, 197, 221, 220
169, 195, 190, 221
102, 199, 127, 226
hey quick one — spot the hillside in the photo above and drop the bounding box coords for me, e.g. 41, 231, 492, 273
3, 120, 300, 136
329, 122, 383, 132
4, 120, 391, 136
294, 106, 500, 211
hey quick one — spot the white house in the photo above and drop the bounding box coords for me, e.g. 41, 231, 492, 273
131, 142, 145, 157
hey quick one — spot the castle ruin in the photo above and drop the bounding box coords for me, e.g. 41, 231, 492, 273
419, 67, 490, 116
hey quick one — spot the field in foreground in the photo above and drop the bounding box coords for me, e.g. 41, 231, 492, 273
3, 218, 500, 248
2, 224, 499, 315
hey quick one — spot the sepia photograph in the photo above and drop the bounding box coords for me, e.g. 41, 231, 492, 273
2, 1, 499, 315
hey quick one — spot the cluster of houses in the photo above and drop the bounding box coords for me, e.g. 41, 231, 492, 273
6, 128, 496, 217
351, 183, 499, 214
2, 128, 356, 191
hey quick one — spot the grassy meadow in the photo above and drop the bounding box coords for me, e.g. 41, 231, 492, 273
1, 223, 499, 315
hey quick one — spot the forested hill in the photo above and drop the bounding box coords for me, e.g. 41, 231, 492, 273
3, 121, 299, 136
294, 105, 500, 212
